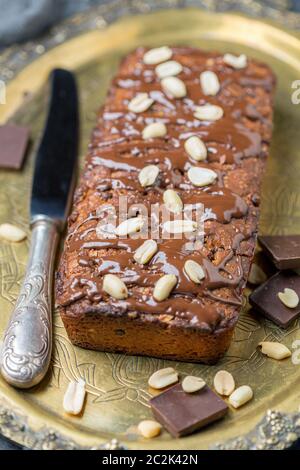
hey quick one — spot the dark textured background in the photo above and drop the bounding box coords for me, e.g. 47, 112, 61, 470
0, 0, 111, 46
1, 0, 300, 451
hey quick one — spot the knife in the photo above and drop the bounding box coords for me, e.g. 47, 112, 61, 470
0, 69, 79, 389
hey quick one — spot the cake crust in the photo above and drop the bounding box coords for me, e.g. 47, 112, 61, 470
56, 46, 275, 363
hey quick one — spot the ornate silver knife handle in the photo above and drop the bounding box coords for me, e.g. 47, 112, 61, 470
0, 217, 59, 389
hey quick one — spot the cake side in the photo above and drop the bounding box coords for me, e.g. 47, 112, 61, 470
56, 46, 275, 363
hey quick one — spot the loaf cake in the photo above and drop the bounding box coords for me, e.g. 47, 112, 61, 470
56, 46, 275, 363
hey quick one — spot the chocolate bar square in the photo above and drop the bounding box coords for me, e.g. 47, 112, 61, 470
249, 270, 300, 328
258, 235, 300, 270
150, 383, 228, 438
0, 124, 30, 170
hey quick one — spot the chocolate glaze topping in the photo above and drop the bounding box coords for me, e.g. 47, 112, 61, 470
56, 47, 275, 333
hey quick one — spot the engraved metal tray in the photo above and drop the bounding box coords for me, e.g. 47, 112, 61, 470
1, 6, 300, 450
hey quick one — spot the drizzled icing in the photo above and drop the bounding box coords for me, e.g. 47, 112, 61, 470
57, 47, 274, 332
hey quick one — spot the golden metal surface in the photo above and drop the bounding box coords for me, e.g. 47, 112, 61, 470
0, 9, 300, 450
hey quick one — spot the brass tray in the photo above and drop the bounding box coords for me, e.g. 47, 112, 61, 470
1, 8, 300, 450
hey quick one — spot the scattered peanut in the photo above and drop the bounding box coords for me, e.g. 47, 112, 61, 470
184, 136, 207, 161
223, 53, 247, 69
142, 122, 167, 140
163, 219, 197, 234
259, 342, 292, 360
138, 164, 160, 187
103, 274, 128, 300
138, 420, 162, 438
143, 46, 172, 65
0, 223, 27, 242
155, 60, 182, 78
229, 385, 253, 409
63, 379, 86, 415
187, 166, 218, 187
194, 104, 224, 121
278, 288, 299, 308
115, 217, 145, 236
213, 370, 235, 396
184, 260, 205, 284
128, 93, 154, 113
200, 70, 220, 96
163, 189, 183, 213
161, 76, 187, 98
153, 274, 177, 301
182, 376, 206, 393
148, 367, 179, 389
134, 239, 158, 265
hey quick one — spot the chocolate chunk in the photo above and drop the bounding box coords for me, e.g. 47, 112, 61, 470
258, 235, 300, 270
0, 124, 30, 169
150, 383, 228, 437
249, 270, 300, 328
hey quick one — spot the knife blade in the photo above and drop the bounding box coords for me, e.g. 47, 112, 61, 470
31, 68, 78, 222
0, 69, 79, 389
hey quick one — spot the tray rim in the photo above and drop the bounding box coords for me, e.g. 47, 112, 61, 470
1, 7, 300, 450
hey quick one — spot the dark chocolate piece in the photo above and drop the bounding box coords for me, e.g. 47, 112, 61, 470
0, 124, 30, 169
249, 270, 300, 328
258, 235, 300, 270
150, 383, 228, 437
